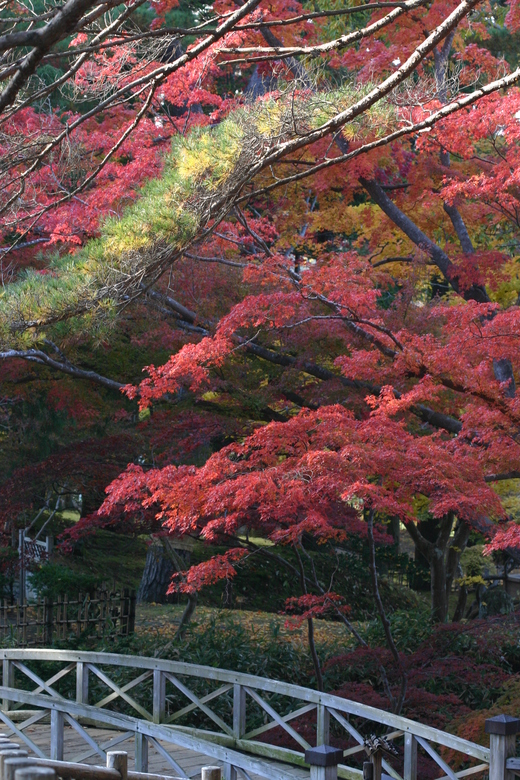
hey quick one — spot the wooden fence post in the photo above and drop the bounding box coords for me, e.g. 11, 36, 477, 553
43, 599, 53, 646
486, 715, 520, 780
106, 751, 128, 780
403, 734, 417, 780
128, 592, 136, 635
153, 670, 165, 724
134, 734, 148, 773
50, 709, 64, 761
305, 744, 343, 780
120, 591, 128, 636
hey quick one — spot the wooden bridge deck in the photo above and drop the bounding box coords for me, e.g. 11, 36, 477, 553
4, 724, 309, 780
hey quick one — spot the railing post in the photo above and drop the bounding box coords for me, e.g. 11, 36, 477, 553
305, 745, 343, 780
2, 659, 14, 712
50, 709, 64, 761
201, 767, 221, 780
404, 733, 417, 780
153, 669, 165, 724
486, 715, 520, 780
0, 750, 27, 778
76, 663, 89, 705
107, 751, 128, 780
134, 734, 148, 773
3, 757, 33, 780
233, 684, 246, 740
317, 705, 330, 746
223, 766, 236, 780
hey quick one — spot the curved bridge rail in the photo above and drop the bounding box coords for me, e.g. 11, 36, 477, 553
0, 650, 489, 780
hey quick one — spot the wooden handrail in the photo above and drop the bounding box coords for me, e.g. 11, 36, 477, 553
0, 649, 489, 762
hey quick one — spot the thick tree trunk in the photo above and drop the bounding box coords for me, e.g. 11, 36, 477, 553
137, 540, 174, 603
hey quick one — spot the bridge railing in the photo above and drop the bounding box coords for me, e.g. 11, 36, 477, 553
0, 649, 501, 780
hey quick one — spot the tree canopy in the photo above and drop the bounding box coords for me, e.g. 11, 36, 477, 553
2, 0, 520, 636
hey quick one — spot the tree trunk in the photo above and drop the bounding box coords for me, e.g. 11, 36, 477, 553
137, 540, 175, 603
388, 516, 400, 551
430, 549, 448, 622
405, 514, 470, 623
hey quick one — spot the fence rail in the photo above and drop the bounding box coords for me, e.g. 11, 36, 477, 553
0, 593, 136, 646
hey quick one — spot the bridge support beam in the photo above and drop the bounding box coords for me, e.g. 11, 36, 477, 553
134, 735, 148, 773
50, 711, 63, 762
2, 661, 13, 712
152, 671, 165, 724
76, 664, 89, 706
317, 707, 330, 746
403, 733, 417, 780
486, 715, 520, 780
233, 685, 245, 740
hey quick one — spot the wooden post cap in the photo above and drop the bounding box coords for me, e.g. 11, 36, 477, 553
106, 752, 128, 780
305, 746, 344, 767
3, 757, 33, 780
201, 766, 222, 780
485, 715, 520, 736
15, 769, 56, 780
0, 752, 27, 776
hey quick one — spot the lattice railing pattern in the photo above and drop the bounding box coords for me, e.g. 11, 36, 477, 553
0, 650, 490, 780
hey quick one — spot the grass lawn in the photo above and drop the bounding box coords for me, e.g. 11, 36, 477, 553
135, 602, 355, 654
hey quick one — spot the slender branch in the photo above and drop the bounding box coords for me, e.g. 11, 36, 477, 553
366, 508, 407, 714
293, 541, 324, 692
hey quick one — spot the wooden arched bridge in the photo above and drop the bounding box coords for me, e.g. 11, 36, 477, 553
0, 650, 515, 780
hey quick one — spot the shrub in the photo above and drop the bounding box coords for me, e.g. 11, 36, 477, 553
30, 562, 101, 599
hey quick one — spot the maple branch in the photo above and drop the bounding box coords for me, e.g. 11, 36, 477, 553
484, 472, 520, 482
0, 0, 101, 113
0, 0, 263, 230
0, 348, 126, 392
0, 0, 148, 115
240, 67, 520, 205
359, 177, 489, 303
293, 542, 324, 692
443, 202, 475, 255
219, 0, 429, 59
143, 283, 464, 434
236, 2, 424, 30
366, 508, 407, 713
403, 519, 434, 559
